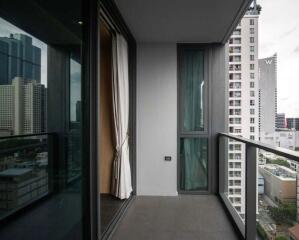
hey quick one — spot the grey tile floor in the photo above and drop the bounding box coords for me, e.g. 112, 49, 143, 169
111, 195, 241, 240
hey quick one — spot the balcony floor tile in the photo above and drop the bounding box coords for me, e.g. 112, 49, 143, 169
111, 195, 240, 240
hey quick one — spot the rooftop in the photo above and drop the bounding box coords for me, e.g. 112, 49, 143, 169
0, 168, 32, 177
260, 164, 297, 180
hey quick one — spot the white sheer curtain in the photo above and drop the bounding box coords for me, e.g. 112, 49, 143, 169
111, 33, 132, 199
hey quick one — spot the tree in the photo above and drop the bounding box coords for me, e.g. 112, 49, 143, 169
270, 159, 290, 168
268, 202, 297, 225
275, 236, 288, 240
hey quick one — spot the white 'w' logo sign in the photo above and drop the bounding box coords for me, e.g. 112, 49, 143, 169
265, 59, 272, 64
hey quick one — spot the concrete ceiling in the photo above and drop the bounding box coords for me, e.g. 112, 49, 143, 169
114, 0, 251, 43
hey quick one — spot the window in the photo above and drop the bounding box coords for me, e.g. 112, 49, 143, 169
250, 73, 255, 79
250, 55, 254, 61
250, 135, 255, 140
250, 28, 254, 34
229, 64, 241, 71
250, 46, 254, 52
236, 118, 241, 124
235, 145, 241, 151
235, 188, 241, 194
250, 82, 255, 88
250, 37, 254, 43
250, 118, 255, 124
250, 91, 255, 97
0, 3, 84, 239
229, 56, 241, 62
250, 19, 254, 25
229, 109, 241, 115
229, 127, 234, 133
250, 109, 255, 114
179, 46, 208, 192
250, 127, 255, 132
235, 128, 241, 133
180, 48, 205, 132
229, 38, 241, 44
229, 100, 241, 106
229, 82, 241, 89
250, 64, 254, 70
250, 100, 255, 106
229, 91, 241, 98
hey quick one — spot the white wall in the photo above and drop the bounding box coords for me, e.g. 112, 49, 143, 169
136, 43, 177, 196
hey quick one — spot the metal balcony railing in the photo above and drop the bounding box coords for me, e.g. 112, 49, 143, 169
218, 132, 299, 240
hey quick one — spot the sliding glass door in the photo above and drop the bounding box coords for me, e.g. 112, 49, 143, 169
178, 45, 209, 192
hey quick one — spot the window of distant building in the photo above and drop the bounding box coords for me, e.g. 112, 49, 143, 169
250, 19, 254, 25
250, 37, 254, 43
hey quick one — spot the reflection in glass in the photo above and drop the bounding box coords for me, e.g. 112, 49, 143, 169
0, 135, 49, 219
0, 2, 83, 238
70, 58, 81, 125
180, 138, 208, 191
181, 49, 204, 132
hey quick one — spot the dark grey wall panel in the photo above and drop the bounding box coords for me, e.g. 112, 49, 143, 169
209, 44, 228, 193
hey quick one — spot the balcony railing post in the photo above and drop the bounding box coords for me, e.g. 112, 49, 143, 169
218, 135, 228, 194
48, 133, 59, 193
245, 145, 257, 240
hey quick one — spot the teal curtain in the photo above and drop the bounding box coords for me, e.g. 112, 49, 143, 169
181, 49, 204, 132
180, 49, 207, 191
180, 138, 208, 191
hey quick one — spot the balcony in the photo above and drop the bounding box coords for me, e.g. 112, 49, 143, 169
0, 0, 283, 240
4, 131, 299, 240
229, 38, 242, 45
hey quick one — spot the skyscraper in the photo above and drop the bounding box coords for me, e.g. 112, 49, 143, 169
0, 77, 46, 135
287, 118, 299, 131
228, 6, 260, 216
0, 34, 41, 85
258, 53, 277, 141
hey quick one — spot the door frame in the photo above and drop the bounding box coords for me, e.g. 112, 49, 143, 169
96, 0, 137, 239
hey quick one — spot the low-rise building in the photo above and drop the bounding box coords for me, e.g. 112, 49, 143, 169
0, 168, 48, 209
259, 164, 297, 203
260, 128, 297, 150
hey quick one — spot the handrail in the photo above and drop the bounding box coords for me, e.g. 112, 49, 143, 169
219, 132, 299, 162
218, 132, 299, 239
0, 132, 55, 140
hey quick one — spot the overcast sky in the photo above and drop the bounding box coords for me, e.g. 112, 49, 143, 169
259, 0, 299, 117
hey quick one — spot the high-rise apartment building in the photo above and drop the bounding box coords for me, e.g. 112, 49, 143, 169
276, 113, 286, 129
228, 6, 259, 216
0, 34, 41, 85
258, 54, 277, 142
0, 77, 46, 135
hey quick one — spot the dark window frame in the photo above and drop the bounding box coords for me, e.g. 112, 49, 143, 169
177, 44, 212, 194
